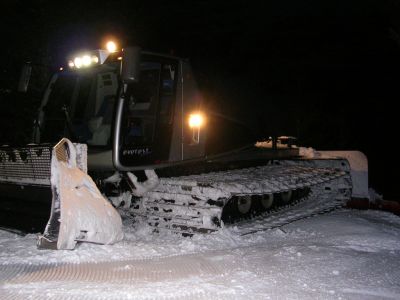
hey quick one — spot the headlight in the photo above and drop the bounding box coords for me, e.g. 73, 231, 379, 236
188, 113, 204, 128
69, 54, 100, 69
82, 55, 91, 67
92, 55, 99, 63
74, 57, 83, 68
106, 41, 117, 53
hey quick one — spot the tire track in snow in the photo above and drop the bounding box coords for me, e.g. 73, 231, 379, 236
0, 252, 235, 300
0, 291, 234, 300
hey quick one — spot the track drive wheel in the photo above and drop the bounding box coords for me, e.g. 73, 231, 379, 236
280, 190, 293, 204
237, 196, 252, 215
261, 194, 274, 210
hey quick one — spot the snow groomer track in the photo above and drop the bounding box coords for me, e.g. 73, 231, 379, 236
133, 160, 352, 235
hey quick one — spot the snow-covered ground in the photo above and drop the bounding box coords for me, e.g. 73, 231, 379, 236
1, 209, 400, 299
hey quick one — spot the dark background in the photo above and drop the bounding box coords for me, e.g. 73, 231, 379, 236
0, 0, 398, 199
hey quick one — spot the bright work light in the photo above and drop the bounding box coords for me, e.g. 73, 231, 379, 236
82, 55, 91, 66
74, 57, 83, 68
67, 40, 118, 69
68, 53, 102, 69
189, 113, 204, 128
106, 41, 117, 53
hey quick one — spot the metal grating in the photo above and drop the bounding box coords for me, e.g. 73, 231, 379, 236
55, 140, 69, 163
0, 145, 53, 186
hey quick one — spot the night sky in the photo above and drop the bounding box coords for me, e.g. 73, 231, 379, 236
1, 0, 399, 198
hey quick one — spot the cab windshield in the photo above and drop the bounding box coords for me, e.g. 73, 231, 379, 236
40, 65, 118, 146
40, 55, 177, 151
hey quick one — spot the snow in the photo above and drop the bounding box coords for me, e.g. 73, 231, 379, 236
50, 159, 123, 249
319, 150, 369, 199
127, 169, 159, 197
256, 142, 369, 200
297, 147, 370, 200
299, 146, 320, 158
40, 138, 123, 249
1, 209, 400, 299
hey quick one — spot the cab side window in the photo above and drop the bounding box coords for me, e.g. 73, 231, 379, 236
158, 64, 176, 124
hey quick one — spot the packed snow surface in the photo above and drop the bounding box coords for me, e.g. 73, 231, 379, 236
1, 209, 400, 299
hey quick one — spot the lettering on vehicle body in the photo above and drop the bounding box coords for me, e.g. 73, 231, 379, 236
122, 147, 152, 157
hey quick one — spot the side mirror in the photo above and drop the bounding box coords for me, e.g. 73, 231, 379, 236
121, 47, 141, 83
18, 63, 32, 93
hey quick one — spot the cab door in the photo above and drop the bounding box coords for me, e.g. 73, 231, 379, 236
118, 56, 178, 167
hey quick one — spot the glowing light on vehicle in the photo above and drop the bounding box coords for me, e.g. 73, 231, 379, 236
74, 57, 83, 68
82, 55, 91, 66
106, 41, 117, 53
66, 40, 118, 69
189, 113, 204, 128
68, 54, 100, 69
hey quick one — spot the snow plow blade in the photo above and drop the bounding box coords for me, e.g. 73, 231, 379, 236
0, 139, 123, 250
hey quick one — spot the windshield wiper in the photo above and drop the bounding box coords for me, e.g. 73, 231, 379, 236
61, 104, 78, 141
